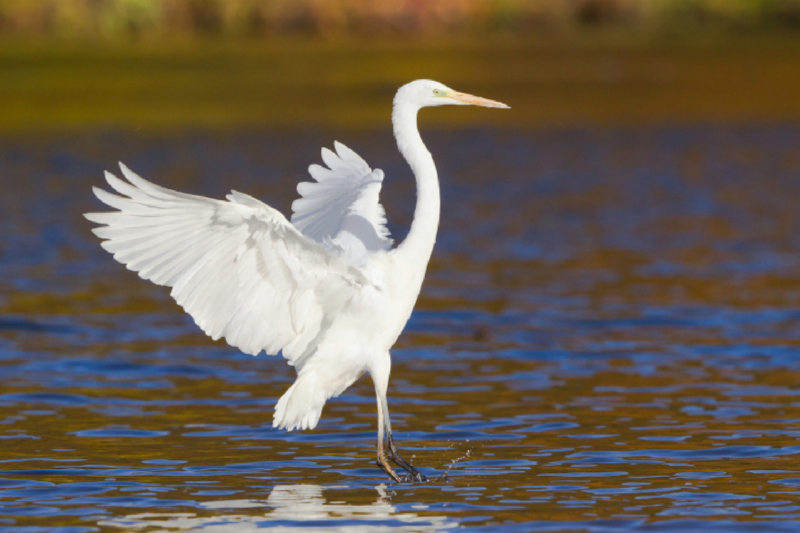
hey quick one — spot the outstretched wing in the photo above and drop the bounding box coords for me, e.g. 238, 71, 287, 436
291, 141, 392, 266
85, 163, 365, 362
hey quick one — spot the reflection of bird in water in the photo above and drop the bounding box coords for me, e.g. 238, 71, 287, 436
100, 484, 458, 532
85, 79, 508, 481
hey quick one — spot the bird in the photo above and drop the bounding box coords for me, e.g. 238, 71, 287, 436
84, 79, 509, 482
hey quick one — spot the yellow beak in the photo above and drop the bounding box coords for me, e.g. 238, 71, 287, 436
449, 91, 510, 109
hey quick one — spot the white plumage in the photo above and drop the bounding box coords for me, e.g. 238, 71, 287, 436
292, 141, 393, 266
85, 79, 508, 482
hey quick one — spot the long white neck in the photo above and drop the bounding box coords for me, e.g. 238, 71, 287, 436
391, 97, 440, 277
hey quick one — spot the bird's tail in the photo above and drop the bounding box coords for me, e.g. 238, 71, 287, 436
273, 371, 327, 431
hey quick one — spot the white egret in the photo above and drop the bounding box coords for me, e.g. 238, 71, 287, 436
85, 79, 509, 482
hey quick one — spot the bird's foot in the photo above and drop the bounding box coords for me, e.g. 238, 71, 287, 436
387, 435, 428, 482
376, 455, 402, 483
399, 471, 428, 483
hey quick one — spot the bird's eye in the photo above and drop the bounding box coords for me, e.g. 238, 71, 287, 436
433, 89, 444, 96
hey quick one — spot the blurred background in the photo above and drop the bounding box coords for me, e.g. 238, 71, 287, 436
4, 2, 800, 532
4, 0, 800, 38
1, 0, 800, 131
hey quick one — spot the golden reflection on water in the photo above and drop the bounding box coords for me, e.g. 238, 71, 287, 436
2, 124, 800, 529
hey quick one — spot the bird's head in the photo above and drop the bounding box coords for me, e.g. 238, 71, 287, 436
395, 79, 509, 110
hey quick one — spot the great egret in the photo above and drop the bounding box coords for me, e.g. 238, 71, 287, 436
85, 79, 509, 482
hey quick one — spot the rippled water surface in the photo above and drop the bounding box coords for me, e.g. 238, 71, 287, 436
3, 125, 800, 531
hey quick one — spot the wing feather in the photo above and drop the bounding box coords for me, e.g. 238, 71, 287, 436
291, 141, 392, 266
86, 163, 365, 362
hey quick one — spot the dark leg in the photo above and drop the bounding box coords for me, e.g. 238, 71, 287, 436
374, 362, 427, 483
377, 448, 402, 483
376, 394, 402, 482
387, 432, 427, 482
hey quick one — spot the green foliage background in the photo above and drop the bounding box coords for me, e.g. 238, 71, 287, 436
1, 1, 800, 132
1, 0, 799, 39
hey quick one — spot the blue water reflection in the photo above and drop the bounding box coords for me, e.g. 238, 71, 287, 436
2, 125, 800, 530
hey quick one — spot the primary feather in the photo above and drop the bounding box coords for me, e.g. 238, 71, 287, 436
86, 163, 368, 364
292, 141, 392, 267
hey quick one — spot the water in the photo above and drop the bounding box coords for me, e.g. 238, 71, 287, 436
2, 124, 800, 531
